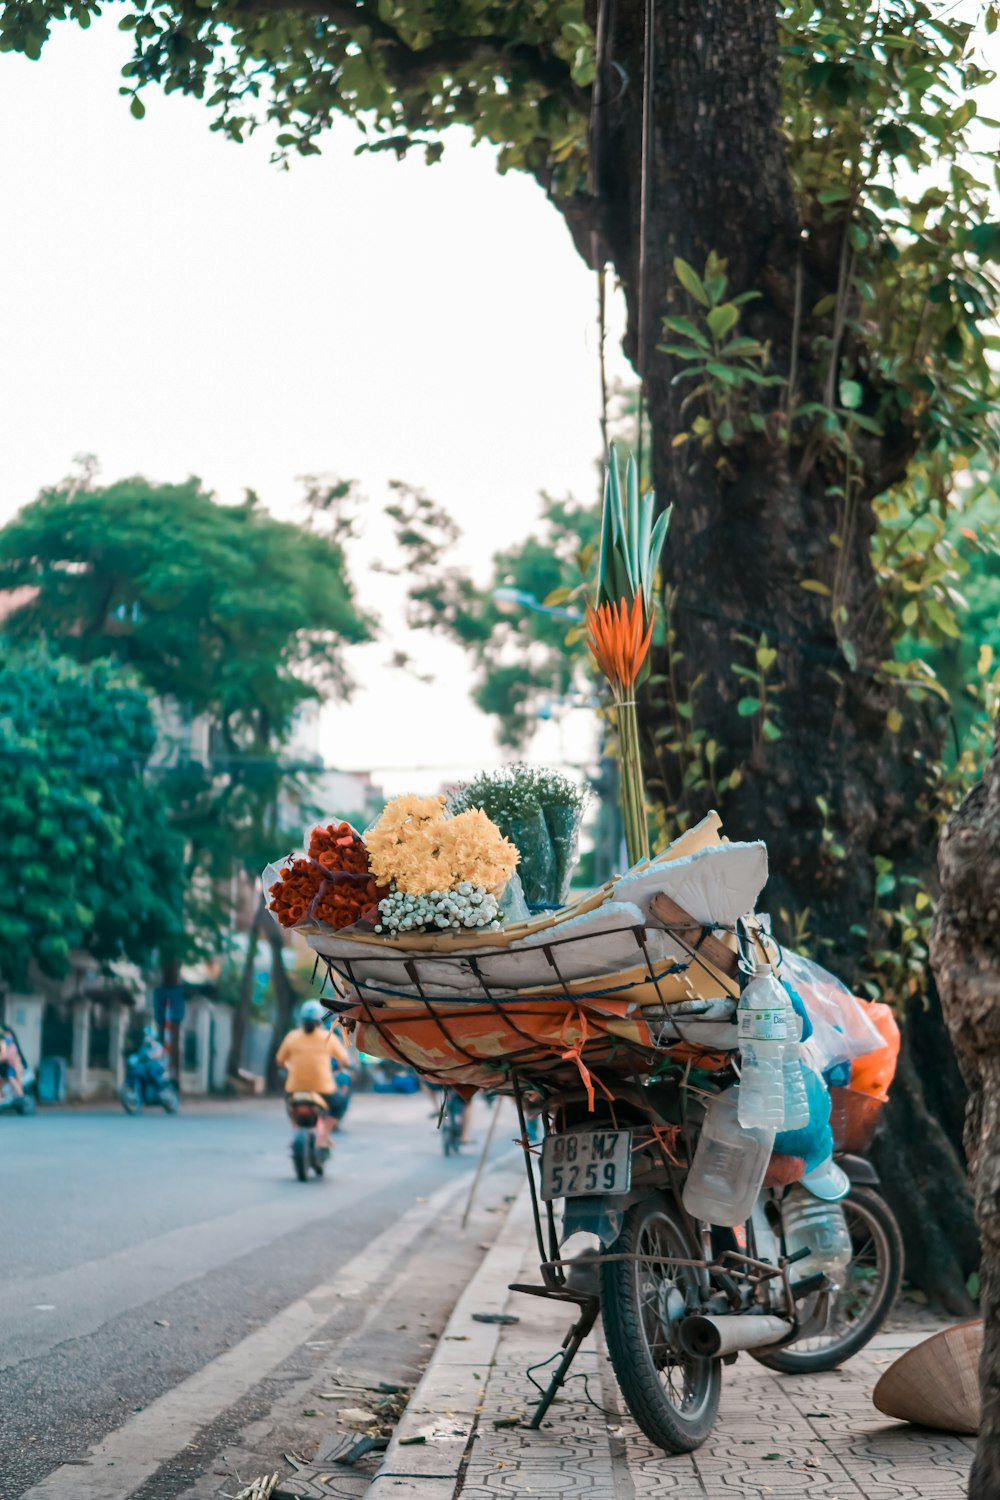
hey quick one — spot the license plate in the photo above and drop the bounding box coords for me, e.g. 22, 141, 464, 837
539, 1129, 632, 1201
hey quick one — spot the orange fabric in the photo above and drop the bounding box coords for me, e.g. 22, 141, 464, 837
763, 1154, 806, 1188
347, 997, 653, 1095
850, 1001, 900, 1102
276, 1026, 350, 1094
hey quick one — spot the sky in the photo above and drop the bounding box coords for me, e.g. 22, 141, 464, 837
0, 13, 631, 797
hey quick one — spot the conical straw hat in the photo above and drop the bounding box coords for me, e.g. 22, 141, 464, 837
873, 1320, 982, 1434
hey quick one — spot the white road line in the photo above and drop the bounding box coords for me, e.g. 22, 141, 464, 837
19, 1167, 480, 1500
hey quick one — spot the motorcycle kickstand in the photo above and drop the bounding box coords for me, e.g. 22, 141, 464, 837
525, 1294, 600, 1431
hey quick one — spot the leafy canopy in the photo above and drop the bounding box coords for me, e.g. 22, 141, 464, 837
0, 641, 185, 986
0, 474, 374, 748
0, 0, 592, 183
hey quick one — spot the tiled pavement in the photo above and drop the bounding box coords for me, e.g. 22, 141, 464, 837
367, 1191, 975, 1500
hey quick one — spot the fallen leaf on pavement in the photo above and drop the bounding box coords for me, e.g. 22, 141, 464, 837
154, 1319, 170, 1328
338, 1408, 378, 1425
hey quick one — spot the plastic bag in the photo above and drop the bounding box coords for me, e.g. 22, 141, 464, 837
849, 1002, 900, 1101
543, 802, 584, 906
499, 870, 531, 924
508, 810, 555, 905
779, 947, 885, 1077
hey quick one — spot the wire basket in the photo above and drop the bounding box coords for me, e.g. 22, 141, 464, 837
315, 910, 744, 1096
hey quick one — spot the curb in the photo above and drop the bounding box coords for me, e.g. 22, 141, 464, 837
366, 1182, 535, 1499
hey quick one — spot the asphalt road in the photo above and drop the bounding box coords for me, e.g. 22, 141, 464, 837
0, 1092, 507, 1500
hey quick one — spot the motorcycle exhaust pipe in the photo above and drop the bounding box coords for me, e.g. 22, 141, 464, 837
679, 1312, 793, 1359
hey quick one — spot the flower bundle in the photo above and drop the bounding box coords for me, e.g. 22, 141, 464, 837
269, 857, 322, 928
588, 446, 671, 867
365, 793, 518, 934
267, 820, 384, 930
366, 795, 518, 898
450, 764, 588, 905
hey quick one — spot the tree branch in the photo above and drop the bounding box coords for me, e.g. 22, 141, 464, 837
235, 0, 587, 109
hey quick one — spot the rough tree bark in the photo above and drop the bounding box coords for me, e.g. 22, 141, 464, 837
226, 890, 266, 1084
265, 914, 297, 1093
563, 0, 977, 1300
932, 720, 1000, 1493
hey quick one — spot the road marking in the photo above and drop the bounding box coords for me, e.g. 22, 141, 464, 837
20, 1165, 485, 1500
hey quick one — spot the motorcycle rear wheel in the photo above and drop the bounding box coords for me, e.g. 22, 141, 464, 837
751, 1185, 903, 1374
120, 1085, 141, 1115
292, 1132, 309, 1182
601, 1193, 721, 1454
160, 1084, 180, 1114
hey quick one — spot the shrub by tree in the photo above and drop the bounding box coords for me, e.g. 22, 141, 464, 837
0, 641, 185, 988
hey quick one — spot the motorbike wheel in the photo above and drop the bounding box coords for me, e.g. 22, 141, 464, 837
120, 1085, 142, 1115
160, 1084, 180, 1114
16, 1092, 37, 1116
292, 1132, 309, 1183
442, 1094, 464, 1156
601, 1193, 721, 1454
751, 1185, 903, 1374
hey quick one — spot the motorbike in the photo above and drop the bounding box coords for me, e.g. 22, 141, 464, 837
0, 1025, 37, 1115
440, 1088, 468, 1156
512, 1067, 903, 1455
119, 1052, 180, 1114
287, 1091, 332, 1181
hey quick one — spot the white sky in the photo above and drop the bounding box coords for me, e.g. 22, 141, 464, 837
0, 13, 631, 797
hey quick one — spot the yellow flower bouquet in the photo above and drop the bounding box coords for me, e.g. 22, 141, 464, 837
365, 793, 520, 935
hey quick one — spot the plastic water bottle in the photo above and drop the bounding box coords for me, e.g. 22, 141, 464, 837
782, 1000, 811, 1131
683, 1086, 776, 1227
737, 964, 789, 1130
780, 1185, 853, 1288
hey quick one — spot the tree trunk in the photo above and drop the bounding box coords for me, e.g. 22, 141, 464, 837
227, 891, 265, 1082
265, 913, 297, 1093
931, 718, 1000, 1495
568, 0, 975, 1301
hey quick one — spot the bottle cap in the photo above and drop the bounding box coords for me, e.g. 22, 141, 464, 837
754, 963, 773, 975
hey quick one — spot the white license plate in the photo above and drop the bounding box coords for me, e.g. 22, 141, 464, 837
539, 1129, 632, 1201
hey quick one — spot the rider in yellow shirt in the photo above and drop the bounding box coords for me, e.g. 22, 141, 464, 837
276, 1000, 351, 1145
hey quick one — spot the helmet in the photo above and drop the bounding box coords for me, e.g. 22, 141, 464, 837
300, 1000, 326, 1024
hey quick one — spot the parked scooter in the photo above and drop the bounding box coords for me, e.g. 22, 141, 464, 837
0, 1025, 36, 1115
120, 1027, 179, 1115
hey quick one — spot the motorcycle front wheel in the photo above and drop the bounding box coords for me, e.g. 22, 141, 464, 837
159, 1083, 180, 1114
601, 1193, 721, 1454
751, 1184, 903, 1374
120, 1084, 141, 1115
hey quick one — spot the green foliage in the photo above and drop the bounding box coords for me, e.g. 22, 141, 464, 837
385, 483, 599, 747
0, 641, 185, 986
0, 473, 373, 957
0, 475, 373, 740
0, 0, 591, 188
660, 253, 779, 455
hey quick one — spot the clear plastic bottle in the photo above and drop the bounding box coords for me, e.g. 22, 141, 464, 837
683, 1086, 776, 1227
737, 964, 789, 1130
781, 1001, 811, 1131
780, 1185, 853, 1287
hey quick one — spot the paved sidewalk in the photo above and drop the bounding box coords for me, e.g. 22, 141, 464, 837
369, 1192, 976, 1500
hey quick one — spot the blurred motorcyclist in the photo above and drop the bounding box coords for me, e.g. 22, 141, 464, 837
276, 1000, 350, 1147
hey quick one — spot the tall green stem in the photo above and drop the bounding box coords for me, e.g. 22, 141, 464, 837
614, 693, 649, 867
